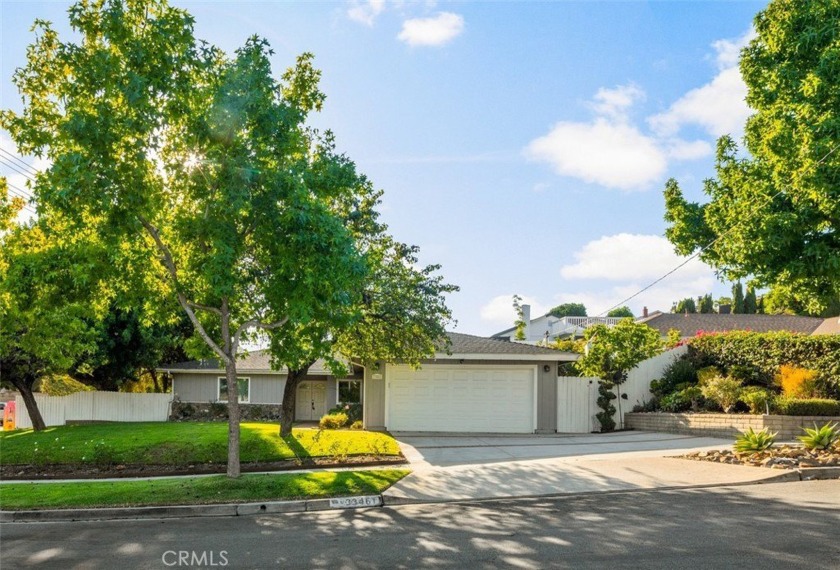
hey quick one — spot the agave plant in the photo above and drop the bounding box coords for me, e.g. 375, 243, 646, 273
734, 427, 777, 453
798, 422, 839, 451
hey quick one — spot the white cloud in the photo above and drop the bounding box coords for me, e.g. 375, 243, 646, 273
590, 84, 645, 119
524, 117, 667, 190
648, 30, 754, 138
556, 233, 718, 315
347, 0, 386, 26
480, 294, 548, 327
666, 138, 713, 161
560, 233, 712, 282
398, 12, 464, 47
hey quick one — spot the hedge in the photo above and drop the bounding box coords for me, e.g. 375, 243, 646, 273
774, 398, 840, 417
686, 331, 840, 396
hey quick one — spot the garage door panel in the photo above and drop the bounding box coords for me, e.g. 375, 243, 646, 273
387, 365, 534, 433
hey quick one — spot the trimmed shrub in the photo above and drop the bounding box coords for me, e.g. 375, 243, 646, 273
740, 386, 773, 415
700, 374, 743, 412
776, 365, 818, 398
650, 358, 697, 398
350, 420, 364, 430
659, 386, 703, 413
319, 412, 349, 430
327, 402, 362, 424
774, 398, 840, 417
687, 332, 840, 394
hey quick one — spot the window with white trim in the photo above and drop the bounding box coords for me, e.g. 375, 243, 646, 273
218, 377, 250, 403
337, 380, 361, 404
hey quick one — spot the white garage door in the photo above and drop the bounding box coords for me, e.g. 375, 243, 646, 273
387, 365, 536, 433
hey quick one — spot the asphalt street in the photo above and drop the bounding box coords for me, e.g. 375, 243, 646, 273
2, 480, 838, 569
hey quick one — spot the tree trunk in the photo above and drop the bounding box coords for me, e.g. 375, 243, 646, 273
14, 379, 46, 431
148, 368, 161, 393
279, 368, 306, 437
224, 357, 241, 478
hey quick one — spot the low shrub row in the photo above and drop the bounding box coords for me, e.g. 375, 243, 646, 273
642, 342, 840, 416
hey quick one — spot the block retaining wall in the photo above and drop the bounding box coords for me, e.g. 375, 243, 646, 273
625, 412, 839, 440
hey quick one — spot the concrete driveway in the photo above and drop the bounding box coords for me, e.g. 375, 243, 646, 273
383, 431, 796, 503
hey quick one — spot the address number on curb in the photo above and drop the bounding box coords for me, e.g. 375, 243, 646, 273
329, 496, 382, 509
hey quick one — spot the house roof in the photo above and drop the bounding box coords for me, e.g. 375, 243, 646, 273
160, 351, 349, 376
811, 316, 840, 336
639, 313, 825, 337
161, 332, 574, 373
443, 332, 567, 357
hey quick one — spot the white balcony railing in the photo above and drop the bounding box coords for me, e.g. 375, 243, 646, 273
548, 316, 625, 337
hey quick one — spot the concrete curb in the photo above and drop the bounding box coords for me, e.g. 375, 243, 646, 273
0, 495, 382, 523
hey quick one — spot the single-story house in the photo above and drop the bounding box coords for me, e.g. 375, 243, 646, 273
161, 353, 364, 422
161, 332, 579, 434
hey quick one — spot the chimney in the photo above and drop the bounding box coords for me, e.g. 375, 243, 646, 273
642, 306, 648, 318
522, 304, 531, 340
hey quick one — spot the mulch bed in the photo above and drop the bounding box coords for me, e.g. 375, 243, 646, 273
0, 455, 407, 480
681, 446, 840, 469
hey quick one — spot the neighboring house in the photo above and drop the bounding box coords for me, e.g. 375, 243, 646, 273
635, 312, 828, 338
812, 316, 840, 336
160, 353, 363, 422
491, 304, 625, 343
162, 332, 578, 434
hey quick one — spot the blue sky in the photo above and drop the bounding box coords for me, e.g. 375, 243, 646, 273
1, 0, 768, 335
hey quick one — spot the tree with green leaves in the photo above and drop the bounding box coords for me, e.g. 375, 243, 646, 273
575, 320, 662, 431
732, 283, 745, 314
512, 295, 527, 340
672, 298, 696, 314
698, 294, 714, 314
664, 0, 840, 315
606, 306, 633, 318
270, 234, 456, 435
82, 306, 192, 393
2, 0, 389, 477
744, 285, 758, 315
0, 181, 104, 430
548, 303, 587, 318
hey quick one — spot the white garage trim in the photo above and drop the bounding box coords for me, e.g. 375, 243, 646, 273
385, 364, 538, 433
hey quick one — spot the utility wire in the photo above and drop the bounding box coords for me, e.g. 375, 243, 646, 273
595, 142, 840, 318
0, 148, 39, 176
0, 157, 37, 182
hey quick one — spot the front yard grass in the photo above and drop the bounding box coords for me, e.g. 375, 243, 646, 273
0, 422, 401, 467
0, 469, 409, 510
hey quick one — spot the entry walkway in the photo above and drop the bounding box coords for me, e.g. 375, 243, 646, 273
384, 431, 794, 503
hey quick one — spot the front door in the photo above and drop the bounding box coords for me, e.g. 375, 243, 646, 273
296, 381, 327, 421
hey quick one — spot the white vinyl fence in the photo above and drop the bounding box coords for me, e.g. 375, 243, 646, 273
13, 392, 173, 429
556, 345, 688, 433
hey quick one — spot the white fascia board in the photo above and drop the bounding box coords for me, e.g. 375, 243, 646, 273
432, 352, 577, 362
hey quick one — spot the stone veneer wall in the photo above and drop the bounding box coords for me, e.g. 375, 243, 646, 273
170, 401, 284, 422
625, 412, 839, 441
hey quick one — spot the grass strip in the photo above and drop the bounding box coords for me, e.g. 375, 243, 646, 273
0, 422, 401, 466
0, 469, 409, 510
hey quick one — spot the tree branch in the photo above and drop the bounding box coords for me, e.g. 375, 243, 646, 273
187, 301, 223, 316
137, 214, 231, 366
232, 317, 289, 354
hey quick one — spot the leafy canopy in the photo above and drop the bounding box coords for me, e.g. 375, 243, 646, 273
663, 0, 840, 315
548, 303, 587, 318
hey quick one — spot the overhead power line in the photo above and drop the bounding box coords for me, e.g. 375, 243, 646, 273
0, 148, 39, 176
595, 142, 840, 317
0, 157, 37, 183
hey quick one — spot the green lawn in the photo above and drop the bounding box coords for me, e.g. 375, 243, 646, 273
0, 422, 401, 466
0, 469, 409, 510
